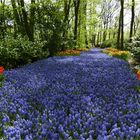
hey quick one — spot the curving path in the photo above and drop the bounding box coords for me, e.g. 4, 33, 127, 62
1, 48, 140, 139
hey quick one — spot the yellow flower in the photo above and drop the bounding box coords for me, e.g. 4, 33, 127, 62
57, 50, 81, 56
137, 70, 140, 75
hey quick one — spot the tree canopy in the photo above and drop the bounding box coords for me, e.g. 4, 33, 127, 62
0, 0, 140, 68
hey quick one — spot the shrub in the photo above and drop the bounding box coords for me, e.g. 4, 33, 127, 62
130, 45, 140, 62
0, 36, 47, 69
60, 36, 76, 51
100, 39, 116, 48
37, 3, 65, 56
125, 37, 140, 62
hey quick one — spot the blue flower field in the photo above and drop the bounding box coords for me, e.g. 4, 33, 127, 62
1, 48, 140, 139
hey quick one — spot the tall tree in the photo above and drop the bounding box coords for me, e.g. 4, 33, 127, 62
11, 0, 35, 41
134, 14, 140, 35
73, 0, 80, 42
63, 0, 71, 33
120, 0, 124, 49
62, 0, 71, 50
129, 0, 135, 42
0, 0, 6, 38
117, 0, 124, 49
117, 10, 121, 49
30, 0, 35, 41
83, 0, 88, 47
100, 0, 119, 42
20, 0, 34, 41
11, 0, 25, 36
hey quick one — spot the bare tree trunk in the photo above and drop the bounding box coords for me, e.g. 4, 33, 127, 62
11, 0, 35, 41
97, 32, 100, 45
63, 0, 71, 36
61, 0, 71, 50
30, 0, 35, 41
129, 0, 135, 42
134, 16, 140, 35
113, 22, 117, 39
20, 0, 34, 41
117, 10, 121, 49
11, 0, 25, 36
120, 0, 124, 49
73, 0, 80, 42
103, 22, 106, 41
117, 0, 124, 50
84, 0, 88, 47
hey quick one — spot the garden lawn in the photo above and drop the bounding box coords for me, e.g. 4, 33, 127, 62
1, 48, 140, 139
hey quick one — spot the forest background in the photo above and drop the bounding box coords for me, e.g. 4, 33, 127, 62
0, 0, 140, 69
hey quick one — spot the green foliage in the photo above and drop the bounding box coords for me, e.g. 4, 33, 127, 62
0, 74, 4, 82
61, 37, 76, 50
0, 36, 47, 69
0, 74, 4, 87
100, 39, 116, 48
36, 2, 65, 56
135, 86, 140, 92
126, 36, 140, 62
0, 3, 12, 38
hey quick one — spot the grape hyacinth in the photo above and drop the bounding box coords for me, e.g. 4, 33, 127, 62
0, 48, 140, 139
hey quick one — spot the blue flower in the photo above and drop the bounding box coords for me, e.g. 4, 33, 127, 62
0, 48, 139, 139
2, 114, 10, 123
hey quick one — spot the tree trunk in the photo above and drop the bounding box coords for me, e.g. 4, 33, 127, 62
103, 22, 106, 41
117, 10, 121, 49
73, 0, 80, 42
30, 0, 35, 41
84, 1, 88, 47
129, 0, 135, 42
117, 0, 124, 50
120, 0, 124, 50
20, 0, 34, 41
62, 0, 71, 50
11, 0, 25, 36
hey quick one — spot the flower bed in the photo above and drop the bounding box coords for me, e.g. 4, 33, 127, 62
103, 48, 131, 61
0, 49, 140, 139
56, 48, 89, 56
137, 70, 140, 80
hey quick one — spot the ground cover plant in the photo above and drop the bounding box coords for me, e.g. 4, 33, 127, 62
0, 48, 140, 139
1, 0, 140, 139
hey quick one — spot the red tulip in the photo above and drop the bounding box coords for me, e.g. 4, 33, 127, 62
137, 74, 140, 80
137, 70, 140, 80
0, 66, 4, 74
